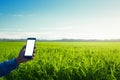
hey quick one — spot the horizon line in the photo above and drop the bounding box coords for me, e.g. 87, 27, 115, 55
1, 38, 120, 41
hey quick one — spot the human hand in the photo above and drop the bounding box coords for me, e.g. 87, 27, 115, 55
16, 45, 35, 64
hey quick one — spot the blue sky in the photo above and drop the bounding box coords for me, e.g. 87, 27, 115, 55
0, 0, 120, 39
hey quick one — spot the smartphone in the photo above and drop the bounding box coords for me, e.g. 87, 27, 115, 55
24, 38, 36, 59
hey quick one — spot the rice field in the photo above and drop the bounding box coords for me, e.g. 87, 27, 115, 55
0, 41, 120, 80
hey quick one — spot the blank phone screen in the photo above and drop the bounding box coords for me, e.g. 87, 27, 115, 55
25, 39, 35, 56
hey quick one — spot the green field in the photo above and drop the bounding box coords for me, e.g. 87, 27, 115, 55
1, 42, 120, 80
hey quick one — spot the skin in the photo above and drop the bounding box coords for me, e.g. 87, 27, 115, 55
16, 46, 35, 64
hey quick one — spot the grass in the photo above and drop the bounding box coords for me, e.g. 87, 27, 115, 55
0, 42, 120, 80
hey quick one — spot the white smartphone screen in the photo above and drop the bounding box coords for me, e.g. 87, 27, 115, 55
25, 39, 35, 56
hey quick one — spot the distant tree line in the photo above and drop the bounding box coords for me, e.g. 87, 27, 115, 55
0, 38, 120, 42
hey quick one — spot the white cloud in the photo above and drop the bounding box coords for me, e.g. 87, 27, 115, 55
0, 32, 54, 39
0, 31, 120, 40
1, 13, 120, 40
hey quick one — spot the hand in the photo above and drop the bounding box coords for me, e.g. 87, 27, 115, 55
16, 45, 35, 64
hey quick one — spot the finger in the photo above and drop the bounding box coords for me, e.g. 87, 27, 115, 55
20, 45, 26, 52
23, 58, 29, 62
22, 45, 26, 50
31, 56, 34, 59
33, 50, 35, 53
32, 53, 35, 57
21, 50, 25, 55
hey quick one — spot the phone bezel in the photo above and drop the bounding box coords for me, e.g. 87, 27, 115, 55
24, 38, 36, 59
